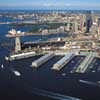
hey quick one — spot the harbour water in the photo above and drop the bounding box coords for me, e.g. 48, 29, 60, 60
0, 11, 100, 100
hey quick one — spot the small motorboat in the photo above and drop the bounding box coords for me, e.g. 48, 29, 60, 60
1, 64, 4, 68
13, 70, 21, 76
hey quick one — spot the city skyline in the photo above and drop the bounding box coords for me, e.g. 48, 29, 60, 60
0, 0, 100, 10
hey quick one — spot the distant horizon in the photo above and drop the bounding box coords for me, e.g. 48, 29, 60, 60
0, 7, 100, 11
0, 0, 100, 10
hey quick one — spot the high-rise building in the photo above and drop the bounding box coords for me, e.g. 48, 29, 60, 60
98, 18, 100, 27
86, 11, 93, 33
80, 15, 86, 33
74, 19, 78, 33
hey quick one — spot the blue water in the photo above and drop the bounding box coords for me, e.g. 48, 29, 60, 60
0, 13, 100, 100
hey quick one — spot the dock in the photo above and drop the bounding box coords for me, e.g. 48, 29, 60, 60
51, 53, 75, 71
5, 51, 36, 61
75, 52, 95, 73
31, 53, 54, 68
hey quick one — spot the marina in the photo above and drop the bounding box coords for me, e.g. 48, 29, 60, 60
6, 53, 100, 74
1, 54, 100, 100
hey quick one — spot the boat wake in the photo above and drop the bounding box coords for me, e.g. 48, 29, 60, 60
30, 88, 81, 100
79, 80, 100, 87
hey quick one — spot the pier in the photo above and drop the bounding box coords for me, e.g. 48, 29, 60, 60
5, 51, 36, 61
31, 53, 54, 68
51, 53, 75, 71
75, 52, 95, 73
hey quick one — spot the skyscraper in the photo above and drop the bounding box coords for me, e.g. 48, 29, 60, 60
86, 10, 92, 33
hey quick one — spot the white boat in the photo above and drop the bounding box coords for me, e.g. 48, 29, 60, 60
62, 73, 66, 76
1, 64, 4, 68
13, 70, 21, 76
5, 56, 9, 60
